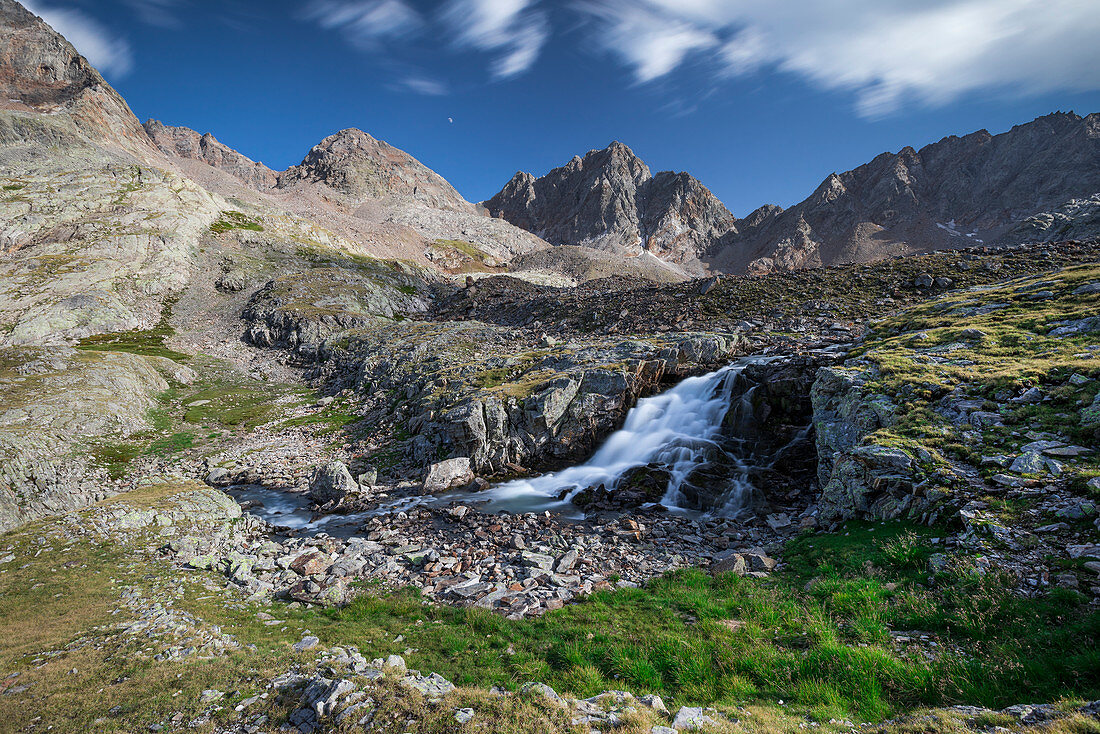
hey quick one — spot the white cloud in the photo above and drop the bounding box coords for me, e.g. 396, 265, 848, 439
304, 0, 421, 48
576, 0, 1100, 116
580, 1, 716, 83
398, 75, 449, 95
21, 0, 133, 78
442, 0, 549, 79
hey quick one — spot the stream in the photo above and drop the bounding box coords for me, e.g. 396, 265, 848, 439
229, 355, 805, 534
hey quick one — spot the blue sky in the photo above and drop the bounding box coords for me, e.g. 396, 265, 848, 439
21, 0, 1100, 215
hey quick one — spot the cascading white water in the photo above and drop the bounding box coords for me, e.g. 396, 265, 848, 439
477, 356, 780, 517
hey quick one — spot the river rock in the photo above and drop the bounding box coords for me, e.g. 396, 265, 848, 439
423, 458, 475, 493
308, 461, 360, 503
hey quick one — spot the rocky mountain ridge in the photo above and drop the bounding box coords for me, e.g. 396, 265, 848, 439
143, 119, 278, 191
713, 111, 1100, 274
486, 113, 1100, 275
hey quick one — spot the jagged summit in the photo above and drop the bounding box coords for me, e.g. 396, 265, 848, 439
712, 110, 1100, 274
483, 140, 733, 264
487, 113, 1100, 274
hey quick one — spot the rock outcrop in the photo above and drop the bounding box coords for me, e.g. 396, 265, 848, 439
279, 128, 474, 213
483, 141, 734, 265
810, 365, 942, 522
143, 120, 278, 190
0, 347, 174, 532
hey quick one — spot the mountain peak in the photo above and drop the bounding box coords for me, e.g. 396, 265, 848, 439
484, 142, 730, 263
277, 127, 472, 212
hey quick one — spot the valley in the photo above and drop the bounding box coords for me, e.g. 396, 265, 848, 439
0, 1, 1098, 732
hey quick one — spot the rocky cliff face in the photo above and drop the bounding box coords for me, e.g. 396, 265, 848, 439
483, 142, 734, 264
711, 112, 1100, 274
0, 0, 156, 161
143, 120, 277, 190
279, 128, 474, 213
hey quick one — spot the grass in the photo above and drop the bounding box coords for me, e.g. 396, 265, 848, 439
846, 263, 1100, 486
0, 481, 1097, 732
257, 520, 1094, 724
76, 299, 190, 362
209, 210, 264, 234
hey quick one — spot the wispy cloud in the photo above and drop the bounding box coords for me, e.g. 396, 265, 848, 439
304, 0, 422, 48
21, 0, 133, 77
441, 0, 549, 79
576, 0, 1100, 117
121, 0, 183, 29
580, 1, 716, 83
396, 75, 449, 96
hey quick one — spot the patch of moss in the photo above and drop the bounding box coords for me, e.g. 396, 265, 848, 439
87, 440, 143, 479
210, 210, 264, 234
145, 431, 195, 456
77, 300, 189, 362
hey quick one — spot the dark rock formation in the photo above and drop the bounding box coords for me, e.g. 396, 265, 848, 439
711, 112, 1100, 274
483, 141, 734, 263
488, 114, 1100, 275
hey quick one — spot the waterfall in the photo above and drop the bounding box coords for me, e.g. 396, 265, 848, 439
478, 356, 783, 517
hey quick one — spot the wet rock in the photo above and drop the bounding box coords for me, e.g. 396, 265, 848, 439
423, 458, 475, 493
308, 462, 360, 504
571, 465, 670, 511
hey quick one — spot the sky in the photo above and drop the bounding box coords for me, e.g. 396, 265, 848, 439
19, 0, 1100, 215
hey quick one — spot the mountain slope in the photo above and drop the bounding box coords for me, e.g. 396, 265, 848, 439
0, 0, 156, 161
711, 111, 1100, 274
483, 141, 734, 265
278, 128, 474, 213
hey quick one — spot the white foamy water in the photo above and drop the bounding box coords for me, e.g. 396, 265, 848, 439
476, 356, 778, 517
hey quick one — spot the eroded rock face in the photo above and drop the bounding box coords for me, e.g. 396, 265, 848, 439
242, 262, 435, 359
143, 120, 277, 190
0, 164, 220, 346
0, 347, 171, 532
810, 365, 958, 521
0, 0, 156, 159
483, 141, 734, 263
279, 128, 473, 213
